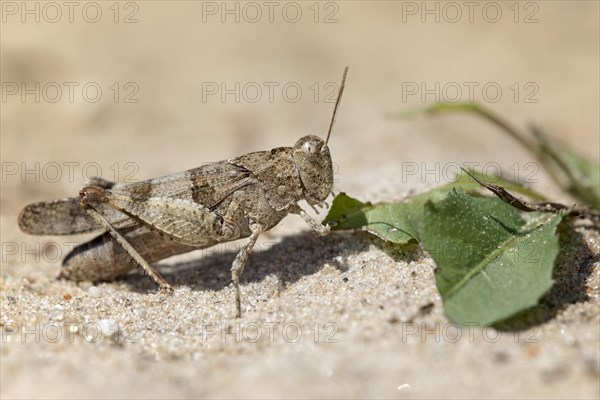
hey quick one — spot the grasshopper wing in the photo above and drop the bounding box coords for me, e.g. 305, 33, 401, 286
18, 197, 137, 235
18, 161, 253, 236
19, 178, 135, 235
100, 161, 257, 246
111, 161, 253, 208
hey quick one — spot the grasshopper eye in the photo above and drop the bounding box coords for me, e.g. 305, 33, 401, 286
302, 141, 318, 154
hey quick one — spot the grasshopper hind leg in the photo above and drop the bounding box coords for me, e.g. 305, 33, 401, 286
79, 186, 174, 292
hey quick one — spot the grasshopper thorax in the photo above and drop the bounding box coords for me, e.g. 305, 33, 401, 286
292, 135, 333, 205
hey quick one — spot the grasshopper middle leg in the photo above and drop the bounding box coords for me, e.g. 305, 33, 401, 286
290, 205, 330, 236
231, 223, 264, 318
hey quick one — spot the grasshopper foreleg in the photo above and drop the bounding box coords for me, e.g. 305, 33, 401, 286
291, 205, 330, 236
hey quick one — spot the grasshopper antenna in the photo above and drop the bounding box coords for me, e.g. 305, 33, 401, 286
325, 66, 348, 145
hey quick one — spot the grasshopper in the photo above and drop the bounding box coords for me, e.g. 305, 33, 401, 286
18, 67, 348, 317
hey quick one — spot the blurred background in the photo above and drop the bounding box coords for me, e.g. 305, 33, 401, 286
2, 1, 598, 215
1, 2, 599, 398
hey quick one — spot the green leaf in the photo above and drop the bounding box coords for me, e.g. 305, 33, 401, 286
531, 126, 600, 210
324, 182, 477, 244
394, 102, 485, 119
394, 101, 599, 209
322, 193, 369, 227
324, 172, 547, 244
421, 190, 563, 326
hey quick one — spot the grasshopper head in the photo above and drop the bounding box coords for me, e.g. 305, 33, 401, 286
292, 135, 333, 204
292, 67, 347, 206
